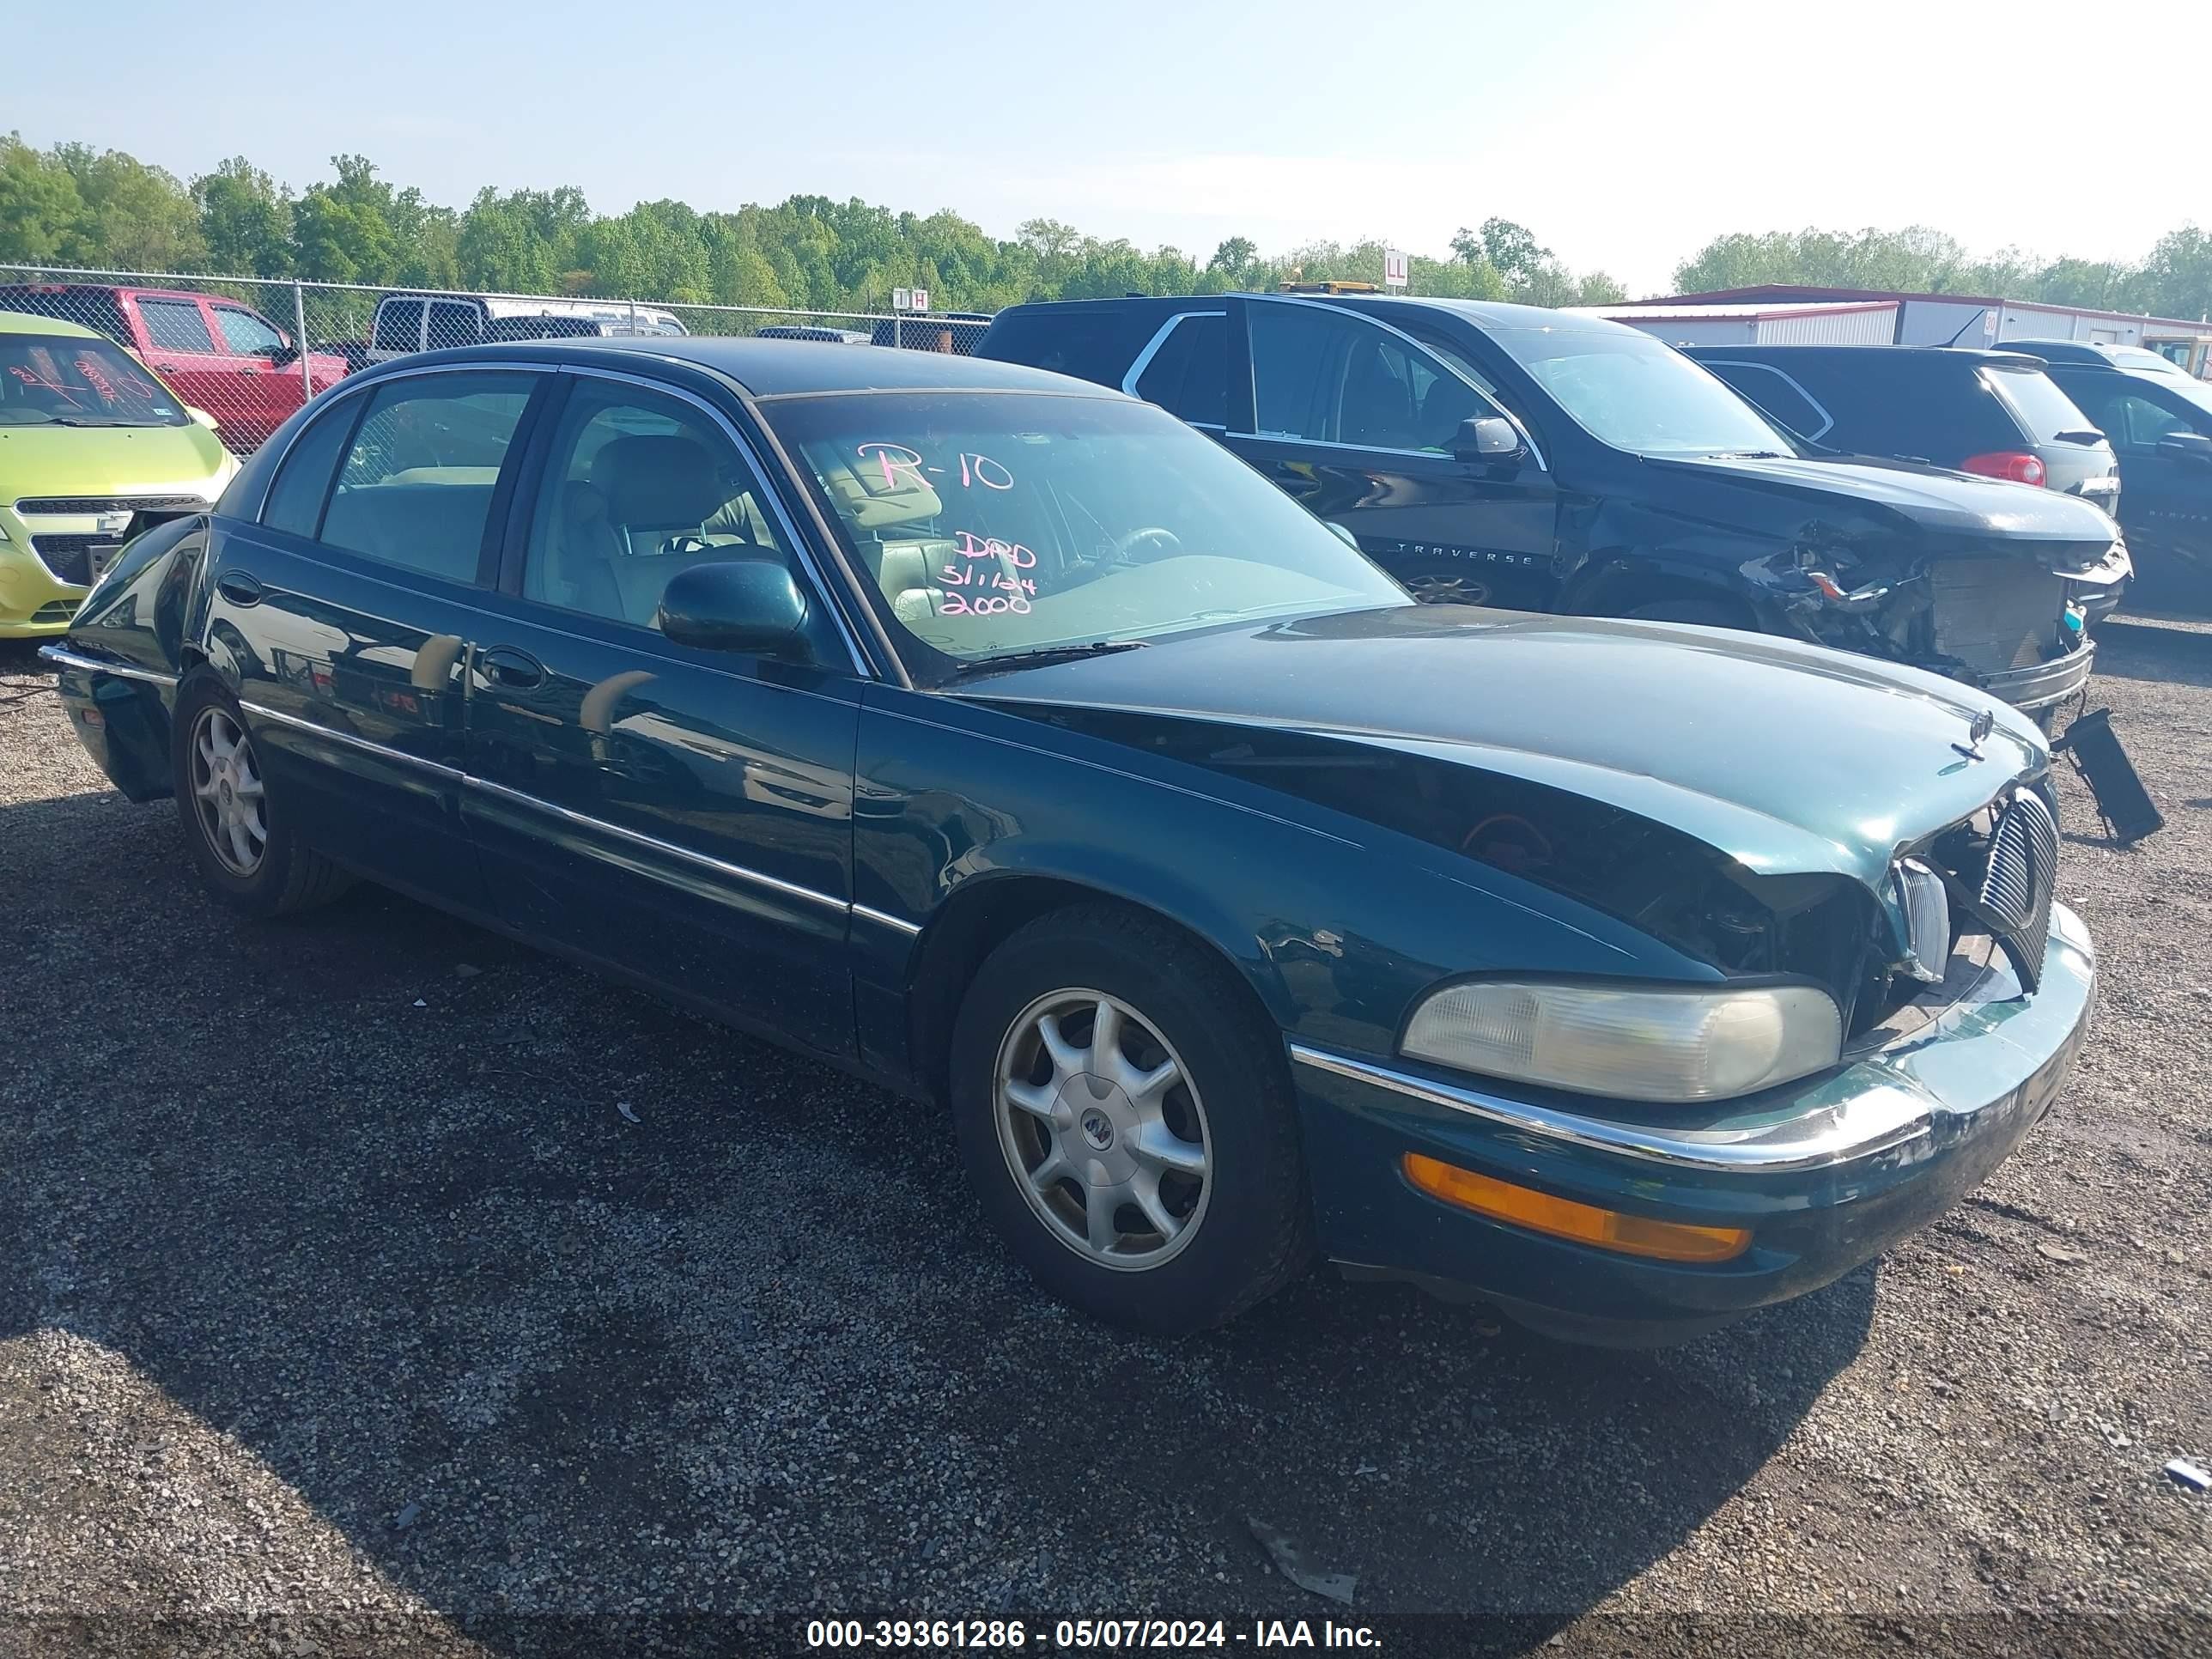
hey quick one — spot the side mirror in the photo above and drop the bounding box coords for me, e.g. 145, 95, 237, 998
1324, 520, 1360, 550
658, 558, 812, 659
2157, 431, 2212, 465
267, 340, 301, 367
1452, 415, 1525, 465
185, 406, 219, 430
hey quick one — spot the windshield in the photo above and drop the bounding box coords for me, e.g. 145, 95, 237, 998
1489, 325, 1797, 458
0, 333, 189, 428
763, 391, 1407, 673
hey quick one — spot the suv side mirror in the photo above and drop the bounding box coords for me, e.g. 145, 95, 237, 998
658, 558, 813, 659
266, 339, 301, 367
2157, 431, 2212, 465
1453, 415, 1525, 465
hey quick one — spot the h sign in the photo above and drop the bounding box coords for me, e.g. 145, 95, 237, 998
912, 288, 930, 313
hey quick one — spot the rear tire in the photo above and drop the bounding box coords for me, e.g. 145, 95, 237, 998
949, 904, 1312, 1334
172, 676, 353, 918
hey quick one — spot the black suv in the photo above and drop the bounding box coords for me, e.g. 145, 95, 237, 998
1998, 341, 2212, 601
1686, 346, 2121, 511
977, 295, 2130, 720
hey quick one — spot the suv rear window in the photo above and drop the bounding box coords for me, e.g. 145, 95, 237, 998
1983, 366, 2100, 444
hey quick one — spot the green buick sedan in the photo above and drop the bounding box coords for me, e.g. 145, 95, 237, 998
42, 337, 2094, 1345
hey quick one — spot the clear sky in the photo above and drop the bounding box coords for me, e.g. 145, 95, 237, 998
9, 0, 2201, 295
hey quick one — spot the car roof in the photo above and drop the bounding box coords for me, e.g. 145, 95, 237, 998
1684, 343, 2048, 370
389, 335, 1121, 398
0, 308, 100, 339
994, 291, 1616, 336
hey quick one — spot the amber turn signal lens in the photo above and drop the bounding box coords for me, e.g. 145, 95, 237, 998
1402, 1154, 1752, 1264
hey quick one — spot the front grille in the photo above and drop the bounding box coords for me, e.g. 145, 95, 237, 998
15, 495, 208, 516
1929, 560, 2066, 672
1977, 790, 2059, 990
30, 534, 102, 586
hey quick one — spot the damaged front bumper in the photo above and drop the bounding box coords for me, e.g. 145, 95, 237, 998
1972, 637, 2097, 714
1288, 902, 2095, 1346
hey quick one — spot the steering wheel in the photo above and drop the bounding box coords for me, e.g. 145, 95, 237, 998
1109, 526, 1182, 565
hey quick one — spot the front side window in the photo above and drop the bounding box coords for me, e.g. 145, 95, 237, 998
213, 306, 286, 356
319, 372, 532, 581
1249, 303, 1495, 451
137, 298, 217, 355
521, 380, 797, 639
373, 300, 424, 353
763, 390, 1407, 676
0, 332, 189, 428
2063, 379, 2204, 451
1490, 324, 1799, 459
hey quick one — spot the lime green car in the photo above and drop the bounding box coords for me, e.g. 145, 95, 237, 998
0, 311, 237, 638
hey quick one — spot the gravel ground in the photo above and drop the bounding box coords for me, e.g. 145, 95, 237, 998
2, 625, 2208, 1656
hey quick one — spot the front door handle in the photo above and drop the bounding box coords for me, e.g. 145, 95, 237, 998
478, 646, 547, 690
216, 570, 264, 605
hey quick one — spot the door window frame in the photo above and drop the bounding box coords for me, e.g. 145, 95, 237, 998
1695, 359, 1837, 443
495, 364, 876, 679
1229, 295, 1546, 469
210, 303, 288, 358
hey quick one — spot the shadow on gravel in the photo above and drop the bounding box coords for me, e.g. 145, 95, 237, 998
2090, 618, 2212, 689
0, 776, 1874, 1650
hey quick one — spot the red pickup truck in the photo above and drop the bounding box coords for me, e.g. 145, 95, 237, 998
0, 283, 348, 453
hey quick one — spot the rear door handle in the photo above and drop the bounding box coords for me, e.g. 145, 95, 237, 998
478, 646, 547, 690
216, 570, 264, 605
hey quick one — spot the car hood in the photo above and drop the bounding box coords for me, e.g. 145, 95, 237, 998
1654, 451, 2119, 548
0, 422, 230, 500
957, 604, 2042, 891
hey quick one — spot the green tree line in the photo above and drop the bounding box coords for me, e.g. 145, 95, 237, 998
0, 135, 1622, 313
1671, 225, 2212, 322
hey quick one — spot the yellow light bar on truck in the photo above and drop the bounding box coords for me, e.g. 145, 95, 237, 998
1401, 1154, 1752, 1264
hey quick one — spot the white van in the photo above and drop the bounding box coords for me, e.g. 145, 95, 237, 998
368, 293, 689, 362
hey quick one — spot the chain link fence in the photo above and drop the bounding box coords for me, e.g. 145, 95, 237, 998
0, 264, 994, 459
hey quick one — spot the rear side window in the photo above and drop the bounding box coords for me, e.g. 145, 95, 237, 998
137, 298, 216, 354
975, 307, 1156, 385
1700, 362, 1832, 441
1983, 367, 2099, 443
319, 372, 533, 582
428, 301, 481, 350
373, 300, 424, 353
1133, 313, 1228, 427
260, 399, 360, 538
1777, 357, 2014, 462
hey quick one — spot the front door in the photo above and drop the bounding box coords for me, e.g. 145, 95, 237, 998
2057, 370, 2212, 575
1221, 297, 1559, 608
209, 301, 303, 448
461, 371, 863, 1055
209, 366, 548, 910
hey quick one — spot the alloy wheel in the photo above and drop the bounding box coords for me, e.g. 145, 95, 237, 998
1405, 572, 1490, 605
994, 988, 1212, 1271
189, 707, 268, 877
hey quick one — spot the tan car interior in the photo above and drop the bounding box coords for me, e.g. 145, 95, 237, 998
811, 452, 1026, 631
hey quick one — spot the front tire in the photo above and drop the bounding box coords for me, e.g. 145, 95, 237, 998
950, 905, 1312, 1334
172, 677, 352, 917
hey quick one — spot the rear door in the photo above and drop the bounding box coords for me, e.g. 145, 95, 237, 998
208, 366, 549, 910
209, 301, 301, 449
1221, 296, 1557, 606
128, 295, 235, 432
459, 368, 865, 1055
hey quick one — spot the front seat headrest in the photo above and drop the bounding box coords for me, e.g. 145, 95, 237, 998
591, 434, 729, 526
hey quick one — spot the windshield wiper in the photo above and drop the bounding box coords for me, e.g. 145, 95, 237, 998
948, 639, 1148, 678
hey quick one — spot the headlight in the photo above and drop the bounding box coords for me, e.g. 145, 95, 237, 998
1401, 980, 1843, 1103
